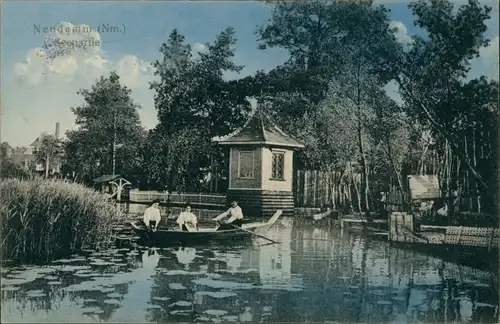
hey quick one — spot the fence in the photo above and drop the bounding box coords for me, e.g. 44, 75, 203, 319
129, 189, 227, 207
293, 169, 362, 210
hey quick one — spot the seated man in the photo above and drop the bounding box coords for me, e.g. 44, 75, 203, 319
213, 201, 244, 230
143, 199, 162, 232
176, 204, 198, 232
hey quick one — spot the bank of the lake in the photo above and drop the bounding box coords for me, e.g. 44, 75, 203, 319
0, 179, 119, 264
1, 204, 498, 323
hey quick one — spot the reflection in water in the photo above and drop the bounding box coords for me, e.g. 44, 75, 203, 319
174, 248, 197, 269
1, 218, 498, 323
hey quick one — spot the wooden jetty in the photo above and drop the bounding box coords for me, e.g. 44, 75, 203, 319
388, 212, 499, 251
339, 214, 387, 229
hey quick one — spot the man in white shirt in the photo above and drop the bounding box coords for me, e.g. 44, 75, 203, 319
143, 200, 162, 232
213, 201, 244, 229
176, 205, 198, 232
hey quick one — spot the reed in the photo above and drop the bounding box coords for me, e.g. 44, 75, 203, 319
0, 178, 120, 264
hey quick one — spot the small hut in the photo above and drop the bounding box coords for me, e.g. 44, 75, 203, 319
93, 174, 131, 201
212, 104, 304, 218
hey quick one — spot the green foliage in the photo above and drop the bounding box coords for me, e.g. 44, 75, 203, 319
63, 71, 147, 183
380, 0, 497, 210
0, 178, 119, 264
51, 0, 497, 215
0, 142, 31, 180
146, 28, 251, 190
247, 0, 398, 176
254, 0, 397, 115
33, 133, 62, 177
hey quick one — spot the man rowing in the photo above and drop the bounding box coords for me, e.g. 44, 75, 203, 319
143, 199, 162, 232
176, 204, 199, 232
213, 201, 244, 230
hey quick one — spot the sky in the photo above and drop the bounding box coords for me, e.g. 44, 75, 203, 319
1, 0, 498, 147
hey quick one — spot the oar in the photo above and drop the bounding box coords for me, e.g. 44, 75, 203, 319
230, 224, 280, 244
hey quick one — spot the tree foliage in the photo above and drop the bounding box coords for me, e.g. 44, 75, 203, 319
0, 142, 31, 179
380, 0, 498, 212
145, 28, 251, 190
50, 0, 498, 217
63, 71, 146, 183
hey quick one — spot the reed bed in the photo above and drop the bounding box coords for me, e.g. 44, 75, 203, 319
0, 178, 120, 264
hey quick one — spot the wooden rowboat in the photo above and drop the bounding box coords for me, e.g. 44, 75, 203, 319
129, 210, 282, 246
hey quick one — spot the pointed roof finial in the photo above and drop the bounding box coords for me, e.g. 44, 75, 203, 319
211, 95, 304, 149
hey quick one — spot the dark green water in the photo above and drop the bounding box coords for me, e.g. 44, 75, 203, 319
1, 204, 498, 323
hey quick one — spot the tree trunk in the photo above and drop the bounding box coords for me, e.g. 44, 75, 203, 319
395, 78, 489, 193
446, 140, 453, 224
351, 166, 363, 214
357, 118, 371, 220
472, 129, 481, 213
330, 172, 337, 210
418, 144, 429, 175
45, 154, 50, 179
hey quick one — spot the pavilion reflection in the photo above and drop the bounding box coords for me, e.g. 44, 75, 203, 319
2, 218, 497, 323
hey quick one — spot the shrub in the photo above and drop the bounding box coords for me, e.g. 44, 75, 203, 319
0, 178, 120, 264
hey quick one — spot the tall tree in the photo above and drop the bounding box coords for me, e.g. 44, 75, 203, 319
147, 28, 251, 190
64, 71, 146, 183
254, 0, 397, 114
380, 0, 498, 214
34, 133, 61, 179
251, 0, 398, 217
0, 142, 30, 179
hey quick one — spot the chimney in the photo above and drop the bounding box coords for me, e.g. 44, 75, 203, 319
55, 122, 60, 139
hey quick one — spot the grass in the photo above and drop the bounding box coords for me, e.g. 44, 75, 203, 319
0, 178, 120, 264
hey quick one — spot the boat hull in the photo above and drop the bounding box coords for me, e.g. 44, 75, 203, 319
130, 210, 282, 246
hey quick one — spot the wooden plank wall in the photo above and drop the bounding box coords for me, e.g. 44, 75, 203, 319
293, 170, 362, 209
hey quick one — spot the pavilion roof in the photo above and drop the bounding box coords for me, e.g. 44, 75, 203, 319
212, 106, 304, 149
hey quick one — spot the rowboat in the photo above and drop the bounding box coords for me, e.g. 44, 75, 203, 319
129, 210, 282, 246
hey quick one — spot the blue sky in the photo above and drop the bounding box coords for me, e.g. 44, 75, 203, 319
1, 1, 498, 146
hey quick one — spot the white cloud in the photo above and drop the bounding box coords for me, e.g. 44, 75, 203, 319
2, 22, 160, 147
191, 42, 208, 61
389, 20, 413, 46
192, 42, 207, 54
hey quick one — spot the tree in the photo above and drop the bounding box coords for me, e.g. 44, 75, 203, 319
0, 142, 30, 179
254, 0, 397, 114
147, 28, 251, 190
367, 90, 412, 209
252, 0, 399, 218
63, 71, 146, 183
380, 0, 498, 214
34, 133, 61, 179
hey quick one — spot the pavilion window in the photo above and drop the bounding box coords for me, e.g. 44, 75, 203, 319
271, 151, 285, 180
238, 150, 254, 179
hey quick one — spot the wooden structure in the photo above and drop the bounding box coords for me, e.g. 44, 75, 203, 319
340, 217, 387, 229
212, 104, 304, 218
293, 168, 361, 209
128, 189, 226, 208
93, 174, 131, 202
407, 175, 441, 200
388, 212, 500, 250
385, 175, 441, 211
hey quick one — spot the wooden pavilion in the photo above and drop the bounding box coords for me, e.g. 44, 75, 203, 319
93, 174, 131, 201
212, 103, 304, 217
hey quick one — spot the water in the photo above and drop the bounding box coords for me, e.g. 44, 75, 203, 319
2, 212, 499, 323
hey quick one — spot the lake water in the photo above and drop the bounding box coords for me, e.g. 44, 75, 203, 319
1, 204, 499, 323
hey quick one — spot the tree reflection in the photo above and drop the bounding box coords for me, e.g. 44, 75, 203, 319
1, 219, 498, 323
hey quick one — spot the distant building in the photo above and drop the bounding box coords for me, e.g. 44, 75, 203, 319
24, 122, 62, 175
